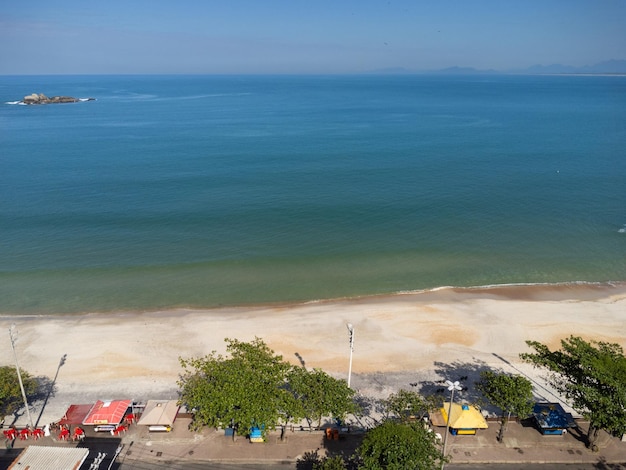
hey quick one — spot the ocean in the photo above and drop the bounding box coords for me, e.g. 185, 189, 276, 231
1, 74, 625, 314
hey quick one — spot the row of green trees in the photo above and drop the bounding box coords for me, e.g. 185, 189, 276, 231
177, 335, 626, 468
3, 335, 624, 467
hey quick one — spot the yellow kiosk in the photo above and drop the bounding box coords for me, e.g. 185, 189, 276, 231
439, 402, 488, 435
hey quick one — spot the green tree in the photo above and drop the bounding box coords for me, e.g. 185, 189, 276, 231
521, 336, 626, 449
356, 420, 444, 470
297, 452, 348, 470
287, 367, 359, 430
476, 371, 534, 442
384, 389, 438, 423
178, 337, 292, 438
314, 455, 347, 470
0, 365, 38, 418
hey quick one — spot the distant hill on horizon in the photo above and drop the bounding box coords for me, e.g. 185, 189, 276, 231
516, 59, 626, 74
367, 59, 626, 75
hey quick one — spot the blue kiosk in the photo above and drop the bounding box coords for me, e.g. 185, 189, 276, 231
532, 403, 577, 435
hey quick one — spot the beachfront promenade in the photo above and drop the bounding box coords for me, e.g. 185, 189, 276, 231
3, 415, 625, 468
2, 285, 625, 468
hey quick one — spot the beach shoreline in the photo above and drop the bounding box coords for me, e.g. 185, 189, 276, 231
2, 280, 624, 317
2, 282, 625, 426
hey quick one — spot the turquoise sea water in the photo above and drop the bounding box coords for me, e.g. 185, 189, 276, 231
1, 74, 625, 314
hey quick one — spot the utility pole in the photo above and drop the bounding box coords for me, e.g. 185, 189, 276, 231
441, 380, 462, 470
8, 324, 34, 429
346, 323, 354, 388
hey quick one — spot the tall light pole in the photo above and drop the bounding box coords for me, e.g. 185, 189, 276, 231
8, 324, 34, 429
441, 379, 462, 470
346, 323, 354, 388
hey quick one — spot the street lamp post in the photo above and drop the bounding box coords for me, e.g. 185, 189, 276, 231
441, 379, 462, 470
346, 323, 354, 388
8, 324, 34, 429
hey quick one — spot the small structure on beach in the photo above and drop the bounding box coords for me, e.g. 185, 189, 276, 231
82, 399, 132, 431
431, 402, 488, 435
137, 399, 180, 432
532, 402, 577, 435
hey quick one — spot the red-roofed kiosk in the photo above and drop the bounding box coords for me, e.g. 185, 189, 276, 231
82, 399, 132, 431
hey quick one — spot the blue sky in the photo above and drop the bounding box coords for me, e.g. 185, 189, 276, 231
1, 0, 625, 74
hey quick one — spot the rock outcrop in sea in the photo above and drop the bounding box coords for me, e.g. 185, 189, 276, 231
20, 93, 95, 105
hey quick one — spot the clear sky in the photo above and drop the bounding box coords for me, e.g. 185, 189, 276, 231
1, 0, 625, 74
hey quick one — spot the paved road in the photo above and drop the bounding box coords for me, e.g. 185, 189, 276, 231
118, 462, 285, 469
2, 449, 623, 469
116, 461, 626, 470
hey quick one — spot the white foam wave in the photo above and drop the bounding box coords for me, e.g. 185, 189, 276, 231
300, 281, 626, 306
397, 281, 623, 295
619, 225, 626, 233
5, 101, 22, 105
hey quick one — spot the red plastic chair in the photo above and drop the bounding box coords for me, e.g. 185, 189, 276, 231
19, 428, 30, 440
112, 425, 127, 436
73, 427, 85, 441
32, 428, 44, 440
3, 429, 17, 440
58, 428, 70, 441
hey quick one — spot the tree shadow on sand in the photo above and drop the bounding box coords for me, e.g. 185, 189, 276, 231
294, 352, 306, 368
5, 373, 58, 428
418, 359, 490, 403
417, 357, 522, 415
350, 394, 386, 430
418, 356, 577, 421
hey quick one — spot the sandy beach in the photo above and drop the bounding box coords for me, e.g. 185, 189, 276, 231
2, 282, 625, 427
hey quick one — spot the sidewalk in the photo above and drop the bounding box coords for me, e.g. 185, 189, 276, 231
4, 417, 625, 467
443, 420, 625, 465
120, 419, 626, 466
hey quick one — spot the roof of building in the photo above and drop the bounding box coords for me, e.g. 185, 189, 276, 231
439, 402, 489, 429
8, 446, 89, 470
58, 403, 94, 425
82, 399, 132, 426
532, 402, 577, 429
137, 400, 180, 426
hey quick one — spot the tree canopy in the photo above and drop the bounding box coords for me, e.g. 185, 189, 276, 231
356, 420, 444, 470
178, 337, 358, 438
383, 389, 439, 423
476, 370, 534, 442
313, 455, 348, 470
0, 365, 38, 418
178, 337, 292, 436
287, 366, 358, 429
521, 335, 626, 448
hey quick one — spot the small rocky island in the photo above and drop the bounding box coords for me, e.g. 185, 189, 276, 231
20, 93, 95, 105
